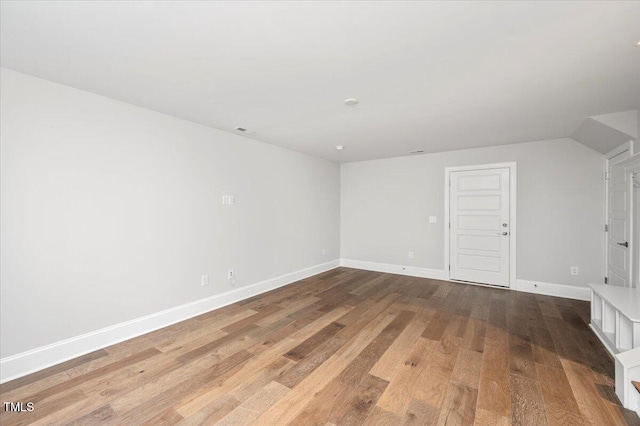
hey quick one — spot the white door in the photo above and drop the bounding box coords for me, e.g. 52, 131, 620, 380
635, 181, 639, 288
608, 162, 631, 287
450, 168, 510, 287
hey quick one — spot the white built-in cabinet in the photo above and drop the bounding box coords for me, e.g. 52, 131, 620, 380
590, 284, 640, 354
595, 143, 640, 414
590, 284, 640, 414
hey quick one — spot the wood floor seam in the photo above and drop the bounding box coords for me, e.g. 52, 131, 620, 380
0, 268, 636, 426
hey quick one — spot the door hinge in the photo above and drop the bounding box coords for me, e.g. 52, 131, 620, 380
449, 264, 451, 271
605, 224, 608, 232
604, 277, 608, 284
604, 172, 610, 180
449, 222, 451, 228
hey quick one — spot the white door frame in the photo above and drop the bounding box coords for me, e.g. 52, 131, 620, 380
604, 140, 634, 285
444, 162, 517, 288
611, 152, 640, 287
629, 160, 640, 288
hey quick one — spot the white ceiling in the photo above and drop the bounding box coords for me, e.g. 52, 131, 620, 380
1, 1, 639, 163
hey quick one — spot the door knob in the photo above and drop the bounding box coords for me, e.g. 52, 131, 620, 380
498, 232, 508, 236
617, 241, 629, 248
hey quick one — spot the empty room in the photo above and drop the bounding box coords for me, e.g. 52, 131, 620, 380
2, 1, 640, 424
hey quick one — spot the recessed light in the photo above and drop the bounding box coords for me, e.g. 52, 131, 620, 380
336, 145, 344, 150
344, 98, 358, 106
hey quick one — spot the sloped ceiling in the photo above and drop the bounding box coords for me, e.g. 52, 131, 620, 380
1, 1, 639, 162
591, 110, 638, 140
571, 118, 635, 155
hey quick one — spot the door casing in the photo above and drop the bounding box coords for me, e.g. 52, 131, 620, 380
608, 151, 640, 288
444, 162, 517, 288
604, 141, 634, 286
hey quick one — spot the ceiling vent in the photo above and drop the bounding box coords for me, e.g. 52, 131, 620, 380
235, 127, 256, 134
409, 150, 425, 154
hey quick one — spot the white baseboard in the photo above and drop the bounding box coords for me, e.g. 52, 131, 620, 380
340, 259, 447, 281
0, 259, 591, 384
340, 259, 591, 301
513, 279, 591, 301
0, 260, 340, 384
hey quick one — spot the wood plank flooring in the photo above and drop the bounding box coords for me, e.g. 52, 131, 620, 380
1, 267, 638, 425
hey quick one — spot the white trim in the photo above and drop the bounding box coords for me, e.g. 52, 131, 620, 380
613, 151, 640, 168
0, 259, 340, 384
625, 155, 640, 289
0, 258, 591, 384
444, 162, 517, 288
339, 258, 447, 280
604, 140, 634, 285
615, 347, 640, 412
340, 259, 589, 301
606, 140, 635, 164
603, 151, 640, 288
513, 279, 591, 301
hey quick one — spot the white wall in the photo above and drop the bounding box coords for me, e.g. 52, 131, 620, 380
341, 138, 604, 287
0, 68, 340, 358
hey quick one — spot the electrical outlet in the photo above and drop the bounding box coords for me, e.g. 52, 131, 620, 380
570, 266, 579, 276
429, 216, 437, 223
201, 275, 209, 287
408, 251, 414, 259
227, 269, 234, 280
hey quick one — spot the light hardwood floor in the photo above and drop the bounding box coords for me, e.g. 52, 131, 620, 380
1, 267, 638, 425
